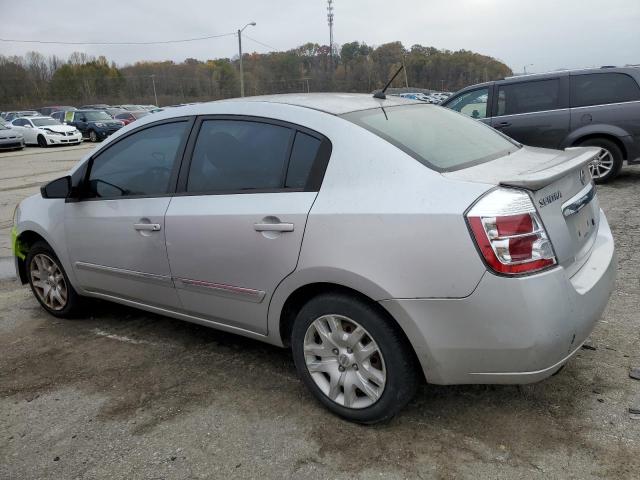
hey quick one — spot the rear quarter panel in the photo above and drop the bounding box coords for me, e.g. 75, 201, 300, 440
293, 117, 492, 300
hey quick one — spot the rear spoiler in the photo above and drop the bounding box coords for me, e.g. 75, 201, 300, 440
499, 147, 600, 191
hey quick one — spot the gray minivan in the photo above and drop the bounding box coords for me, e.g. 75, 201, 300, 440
441, 66, 640, 182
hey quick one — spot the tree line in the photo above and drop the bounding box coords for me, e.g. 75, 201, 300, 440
0, 41, 512, 109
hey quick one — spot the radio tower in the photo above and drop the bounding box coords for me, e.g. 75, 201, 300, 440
327, 0, 335, 63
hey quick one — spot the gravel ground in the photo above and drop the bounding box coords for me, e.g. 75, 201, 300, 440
0, 146, 639, 479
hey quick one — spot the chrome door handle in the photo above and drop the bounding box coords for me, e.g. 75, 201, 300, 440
253, 222, 294, 232
133, 223, 161, 231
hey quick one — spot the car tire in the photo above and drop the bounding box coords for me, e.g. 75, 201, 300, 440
89, 130, 98, 142
25, 241, 84, 318
578, 138, 623, 183
37, 135, 48, 148
291, 292, 419, 424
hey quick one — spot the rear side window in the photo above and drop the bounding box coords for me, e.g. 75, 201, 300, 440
571, 73, 640, 107
87, 121, 188, 198
186, 120, 294, 193
286, 132, 322, 188
497, 79, 560, 116
342, 104, 519, 171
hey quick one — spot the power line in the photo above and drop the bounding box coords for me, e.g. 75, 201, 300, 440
242, 35, 278, 52
0, 32, 236, 46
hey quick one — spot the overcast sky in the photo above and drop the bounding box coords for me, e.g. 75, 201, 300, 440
1, 0, 638, 73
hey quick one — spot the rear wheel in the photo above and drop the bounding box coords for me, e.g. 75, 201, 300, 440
578, 138, 623, 183
89, 130, 98, 142
26, 241, 83, 318
37, 135, 48, 148
291, 292, 419, 424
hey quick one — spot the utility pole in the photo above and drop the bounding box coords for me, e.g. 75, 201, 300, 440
150, 74, 158, 106
238, 22, 256, 97
327, 0, 334, 65
401, 56, 409, 88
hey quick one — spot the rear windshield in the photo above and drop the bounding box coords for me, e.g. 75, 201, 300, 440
342, 104, 519, 171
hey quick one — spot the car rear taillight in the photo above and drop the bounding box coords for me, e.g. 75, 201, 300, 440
466, 188, 556, 275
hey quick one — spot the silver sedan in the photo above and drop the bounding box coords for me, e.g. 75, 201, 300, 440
12, 94, 616, 423
0, 122, 24, 150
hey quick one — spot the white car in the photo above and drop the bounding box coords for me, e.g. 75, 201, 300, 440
10, 116, 82, 147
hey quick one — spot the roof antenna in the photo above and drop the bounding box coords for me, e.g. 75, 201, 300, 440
373, 65, 405, 100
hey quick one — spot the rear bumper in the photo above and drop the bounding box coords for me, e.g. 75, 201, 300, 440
624, 135, 640, 164
381, 209, 616, 385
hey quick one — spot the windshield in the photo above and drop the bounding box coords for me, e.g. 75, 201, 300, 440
342, 104, 519, 171
83, 111, 112, 121
32, 118, 61, 127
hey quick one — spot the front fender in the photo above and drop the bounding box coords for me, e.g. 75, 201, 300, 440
15, 196, 80, 290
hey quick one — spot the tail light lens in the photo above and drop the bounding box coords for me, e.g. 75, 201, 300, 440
467, 188, 556, 275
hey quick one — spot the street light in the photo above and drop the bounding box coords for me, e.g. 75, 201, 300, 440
238, 22, 256, 97
523, 64, 534, 75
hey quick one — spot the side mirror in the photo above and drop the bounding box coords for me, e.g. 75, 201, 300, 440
41, 176, 71, 199
24, 124, 32, 128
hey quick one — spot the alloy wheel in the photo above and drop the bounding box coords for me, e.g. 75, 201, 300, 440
589, 148, 614, 179
29, 253, 68, 311
303, 314, 386, 409
89, 131, 98, 142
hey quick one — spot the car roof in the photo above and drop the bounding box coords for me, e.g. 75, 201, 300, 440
447, 66, 640, 98
221, 93, 422, 115
502, 65, 640, 81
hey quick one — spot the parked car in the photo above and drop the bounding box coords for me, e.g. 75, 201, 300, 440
78, 104, 111, 110
65, 110, 124, 142
39, 106, 76, 116
51, 110, 74, 123
0, 122, 24, 150
12, 94, 615, 423
100, 107, 127, 118
118, 104, 146, 111
10, 116, 82, 147
114, 110, 150, 125
441, 66, 640, 182
4, 111, 39, 122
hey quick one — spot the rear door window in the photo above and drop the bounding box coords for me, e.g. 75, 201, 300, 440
571, 73, 640, 107
186, 120, 294, 193
497, 79, 560, 116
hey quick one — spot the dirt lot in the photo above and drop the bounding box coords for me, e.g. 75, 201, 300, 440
0, 145, 639, 479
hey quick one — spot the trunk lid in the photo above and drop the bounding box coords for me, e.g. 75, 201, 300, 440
445, 146, 601, 275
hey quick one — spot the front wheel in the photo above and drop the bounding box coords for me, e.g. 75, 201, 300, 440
89, 130, 98, 142
291, 292, 419, 424
37, 135, 48, 148
26, 241, 84, 318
